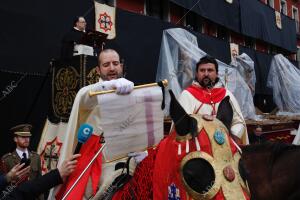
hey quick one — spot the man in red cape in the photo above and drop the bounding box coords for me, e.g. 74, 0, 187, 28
178, 56, 248, 145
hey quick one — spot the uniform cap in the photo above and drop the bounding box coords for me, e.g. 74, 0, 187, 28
10, 124, 32, 137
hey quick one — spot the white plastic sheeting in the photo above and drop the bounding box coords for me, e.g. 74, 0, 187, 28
292, 124, 300, 145
156, 28, 256, 119
231, 53, 256, 96
267, 54, 300, 113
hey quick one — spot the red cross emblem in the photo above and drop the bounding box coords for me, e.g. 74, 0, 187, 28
40, 137, 62, 174
98, 12, 113, 32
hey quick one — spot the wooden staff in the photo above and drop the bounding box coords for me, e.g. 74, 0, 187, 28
89, 79, 168, 97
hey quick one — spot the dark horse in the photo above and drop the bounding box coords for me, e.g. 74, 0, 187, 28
240, 142, 300, 200
108, 90, 300, 200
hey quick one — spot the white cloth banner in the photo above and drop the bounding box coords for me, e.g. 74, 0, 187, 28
95, 2, 116, 39
275, 11, 282, 29
97, 86, 164, 161
37, 120, 68, 174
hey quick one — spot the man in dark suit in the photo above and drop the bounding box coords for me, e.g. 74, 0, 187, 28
0, 163, 30, 192
61, 16, 88, 59
1, 154, 80, 200
1, 124, 43, 199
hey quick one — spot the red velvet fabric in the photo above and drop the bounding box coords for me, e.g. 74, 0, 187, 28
186, 85, 226, 104
56, 135, 102, 200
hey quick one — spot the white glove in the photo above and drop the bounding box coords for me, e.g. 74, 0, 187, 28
114, 78, 134, 94
91, 78, 134, 94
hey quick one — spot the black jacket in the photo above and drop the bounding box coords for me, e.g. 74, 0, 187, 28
61, 28, 87, 60
0, 173, 8, 192
1, 169, 63, 200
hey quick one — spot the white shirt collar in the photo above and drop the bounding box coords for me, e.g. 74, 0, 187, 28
73, 27, 86, 32
16, 148, 29, 159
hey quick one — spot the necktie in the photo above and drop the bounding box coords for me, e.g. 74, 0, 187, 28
22, 152, 27, 160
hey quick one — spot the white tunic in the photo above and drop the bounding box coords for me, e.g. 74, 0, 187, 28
178, 81, 249, 145
51, 79, 136, 200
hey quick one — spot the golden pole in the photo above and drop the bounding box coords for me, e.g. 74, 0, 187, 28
89, 79, 168, 97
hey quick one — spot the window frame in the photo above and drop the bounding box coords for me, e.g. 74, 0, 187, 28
280, 0, 287, 15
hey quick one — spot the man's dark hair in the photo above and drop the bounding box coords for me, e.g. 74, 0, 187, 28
196, 56, 218, 73
73, 16, 84, 27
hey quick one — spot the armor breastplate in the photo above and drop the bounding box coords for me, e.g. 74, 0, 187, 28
179, 117, 249, 200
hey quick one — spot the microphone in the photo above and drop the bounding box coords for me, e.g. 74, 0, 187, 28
74, 123, 93, 154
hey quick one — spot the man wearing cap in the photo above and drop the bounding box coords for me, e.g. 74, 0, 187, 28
1, 124, 43, 200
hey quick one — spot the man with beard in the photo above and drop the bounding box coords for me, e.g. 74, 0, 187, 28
1, 124, 44, 199
178, 56, 249, 145
53, 48, 136, 199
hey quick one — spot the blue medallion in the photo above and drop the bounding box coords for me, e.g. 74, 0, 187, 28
214, 129, 225, 145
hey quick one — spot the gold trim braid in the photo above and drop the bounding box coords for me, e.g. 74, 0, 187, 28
180, 117, 248, 200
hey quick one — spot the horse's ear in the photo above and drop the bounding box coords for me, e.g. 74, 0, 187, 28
216, 96, 233, 131
169, 90, 197, 136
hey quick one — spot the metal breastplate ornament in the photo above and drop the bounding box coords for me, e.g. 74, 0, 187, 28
179, 117, 249, 200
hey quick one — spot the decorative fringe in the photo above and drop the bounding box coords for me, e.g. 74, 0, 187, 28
112, 149, 157, 200
195, 137, 201, 151
178, 144, 182, 155
186, 140, 189, 153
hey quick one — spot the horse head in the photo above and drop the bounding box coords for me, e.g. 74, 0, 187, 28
169, 90, 233, 138
169, 90, 246, 199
